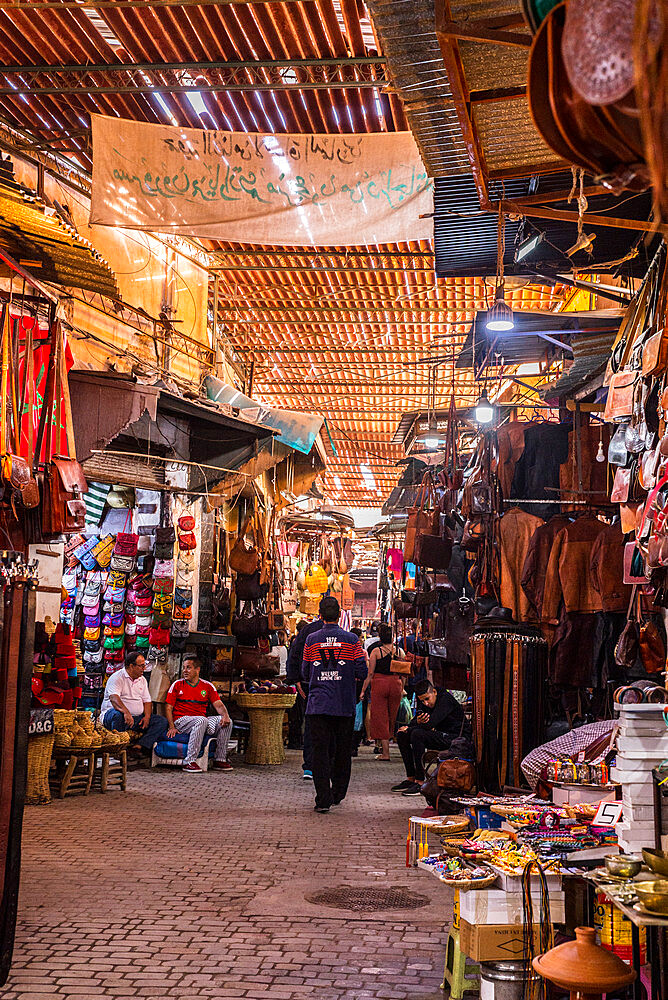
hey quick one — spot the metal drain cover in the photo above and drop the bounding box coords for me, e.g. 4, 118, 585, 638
305, 886, 429, 912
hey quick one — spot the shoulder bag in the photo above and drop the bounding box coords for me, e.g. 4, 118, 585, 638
404, 474, 439, 564
229, 510, 261, 575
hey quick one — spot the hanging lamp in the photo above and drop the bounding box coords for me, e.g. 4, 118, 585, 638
486, 204, 514, 332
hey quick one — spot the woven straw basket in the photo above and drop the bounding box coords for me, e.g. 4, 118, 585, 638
26, 732, 55, 805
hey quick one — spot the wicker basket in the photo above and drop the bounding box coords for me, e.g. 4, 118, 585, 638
235, 693, 296, 710
25, 732, 55, 805
431, 816, 471, 836
235, 692, 296, 764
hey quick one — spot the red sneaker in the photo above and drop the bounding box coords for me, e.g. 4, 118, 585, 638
182, 762, 203, 773
212, 761, 234, 772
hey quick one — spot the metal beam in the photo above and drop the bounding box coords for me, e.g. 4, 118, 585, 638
0, 57, 387, 94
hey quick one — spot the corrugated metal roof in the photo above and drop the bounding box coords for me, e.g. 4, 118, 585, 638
539, 329, 619, 400
0, 154, 117, 294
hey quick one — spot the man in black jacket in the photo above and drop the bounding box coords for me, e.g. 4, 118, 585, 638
392, 680, 473, 796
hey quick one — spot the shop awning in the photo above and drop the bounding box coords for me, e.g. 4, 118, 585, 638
539, 329, 619, 401
205, 375, 325, 456
0, 157, 118, 297
69, 370, 276, 490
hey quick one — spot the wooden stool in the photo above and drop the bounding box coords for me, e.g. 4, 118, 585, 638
50, 749, 95, 798
93, 748, 127, 792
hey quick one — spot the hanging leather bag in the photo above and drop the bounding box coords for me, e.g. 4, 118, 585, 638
615, 586, 640, 669
229, 511, 260, 575
414, 531, 452, 571
237, 646, 280, 677
404, 474, 439, 563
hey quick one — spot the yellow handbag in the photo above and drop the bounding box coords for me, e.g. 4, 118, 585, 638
305, 563, 328, 594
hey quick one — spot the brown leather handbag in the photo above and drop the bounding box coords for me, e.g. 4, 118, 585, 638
404, 474, 439, 563
229, 514, 261, 575
604, 370, 638, 422
436, 757, 476, 793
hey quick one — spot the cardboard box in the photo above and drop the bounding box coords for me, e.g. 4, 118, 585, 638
459, 920, 541, 962
552, 784, 616, 807
459, 888, 565, 926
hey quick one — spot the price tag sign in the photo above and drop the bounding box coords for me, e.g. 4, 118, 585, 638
592, 800, 623, 827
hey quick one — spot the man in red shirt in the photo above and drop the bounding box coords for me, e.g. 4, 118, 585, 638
165, 656, 233, 773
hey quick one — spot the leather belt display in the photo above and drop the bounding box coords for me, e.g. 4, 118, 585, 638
470, 627, 548, 792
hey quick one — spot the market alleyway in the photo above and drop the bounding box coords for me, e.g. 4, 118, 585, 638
3, 748, 449, 1000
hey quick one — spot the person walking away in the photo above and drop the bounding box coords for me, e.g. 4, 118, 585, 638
350, 627, 369, 756
361, 623, 405, 761
164, 655, 234, 773
301, 597, 367, 813
392, 680, 473, 795
287, 615, 323, 780
286, 620, 309, 750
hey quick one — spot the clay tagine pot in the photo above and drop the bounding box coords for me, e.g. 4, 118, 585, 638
533, 926, 636, 999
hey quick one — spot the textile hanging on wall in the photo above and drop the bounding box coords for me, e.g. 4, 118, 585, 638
90, 113, 434, 246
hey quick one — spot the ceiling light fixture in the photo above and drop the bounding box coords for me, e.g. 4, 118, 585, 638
486, 284, 514, 332
487, 205, 514, 333
515, 231, 544, 263
475, 391, 495, 425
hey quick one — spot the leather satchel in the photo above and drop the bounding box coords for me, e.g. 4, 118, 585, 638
231, 603, 269, 643
615, 587, 639, 669
642, 327, 668, 377
404, 475, 439, 564
436, 757, 477, 794
604, 370, 638, 422
229, 514, 261, 575
611, 465, 632, 503
235, 570, 265, 602
389, 657, 411, 675
236, 645, 280, 678
414, 530, 453, 571
639, 617, 666, 674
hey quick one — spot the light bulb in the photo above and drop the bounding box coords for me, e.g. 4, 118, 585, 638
596, 439, 605, 463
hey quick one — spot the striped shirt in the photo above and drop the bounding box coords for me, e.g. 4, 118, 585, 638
166, 679, 220, 720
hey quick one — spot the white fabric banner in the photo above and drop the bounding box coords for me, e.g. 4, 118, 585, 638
90, 113, 434, 246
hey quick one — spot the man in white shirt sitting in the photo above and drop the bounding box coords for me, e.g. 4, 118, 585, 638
101, 651, 168, 752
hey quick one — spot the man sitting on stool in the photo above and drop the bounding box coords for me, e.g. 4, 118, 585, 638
165, 655, 233, 774
101, 651, 168, 753
392, 680, 473, 796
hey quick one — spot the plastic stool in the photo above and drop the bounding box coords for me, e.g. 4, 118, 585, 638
441, 926, 479, 998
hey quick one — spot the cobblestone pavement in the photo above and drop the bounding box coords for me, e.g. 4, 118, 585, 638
2, 746, 452, 1000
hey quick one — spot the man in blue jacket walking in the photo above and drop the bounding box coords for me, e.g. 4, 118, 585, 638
301, 597, 368, 813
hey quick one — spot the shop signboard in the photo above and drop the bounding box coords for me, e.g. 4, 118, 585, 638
90, 113, 434, 246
